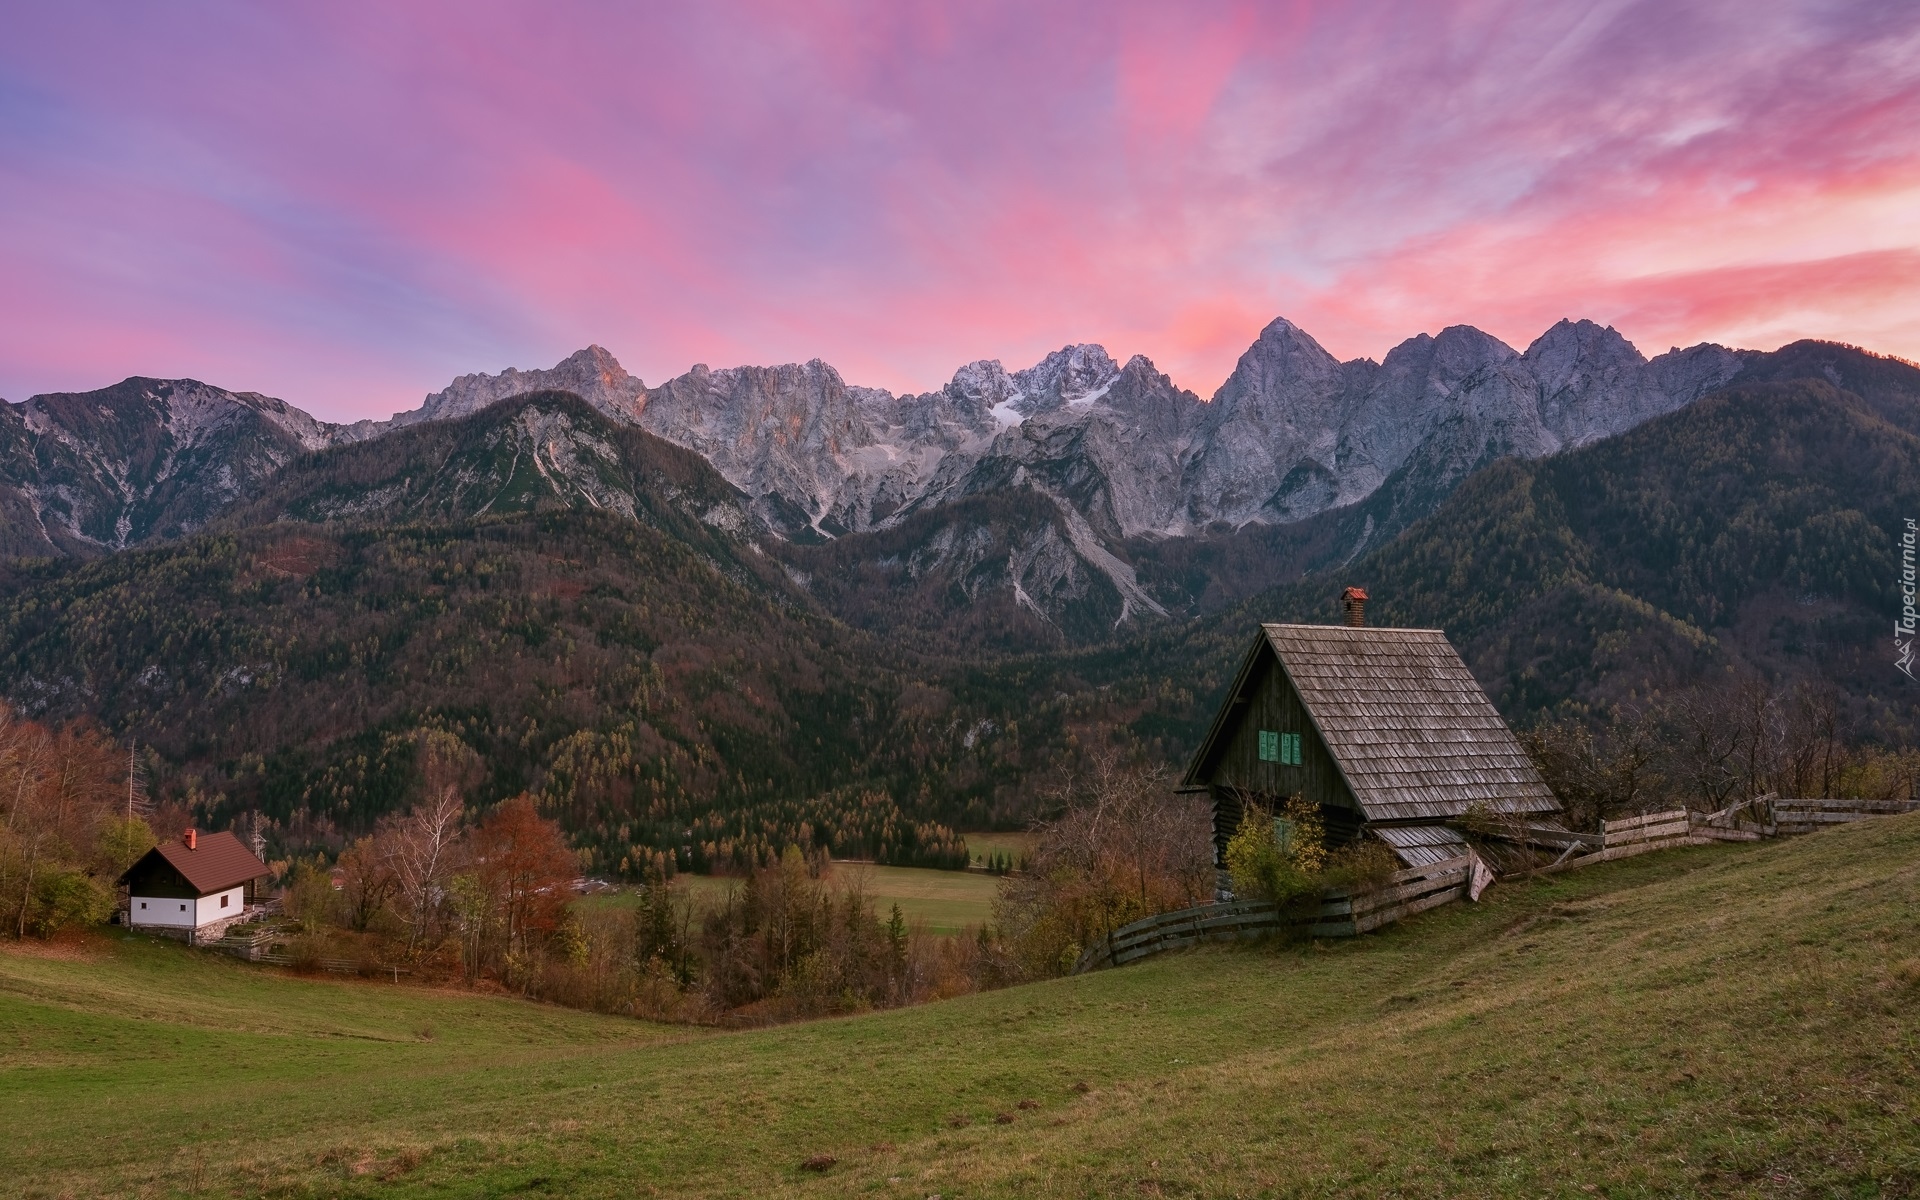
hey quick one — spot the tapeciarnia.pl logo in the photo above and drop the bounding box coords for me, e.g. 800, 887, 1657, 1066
1899, 517, 1917, 680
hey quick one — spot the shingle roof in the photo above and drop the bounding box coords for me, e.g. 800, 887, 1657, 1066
1370, 823, 1472, 866
1261, 624, 1559, 822
119, 830, 268, 895
1182, 623, 1561, 824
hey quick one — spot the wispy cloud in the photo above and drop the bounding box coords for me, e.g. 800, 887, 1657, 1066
0, 0, 1914, 420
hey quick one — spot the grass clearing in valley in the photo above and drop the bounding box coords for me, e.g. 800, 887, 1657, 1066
6, 815, 1919, 1196
961, 830, 1040, 867
585, 861, 1001, 935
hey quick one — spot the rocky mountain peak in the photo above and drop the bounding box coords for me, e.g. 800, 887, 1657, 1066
1252, 316, 1342, 367
1372, 326, 1519, 414
1212, 317, 1344, 420
1432, 324, 1519, 372
1524, 319, 1646, 387
414, 346, 647, 430
943, 359, 1021, 424
1009, 344, 1121, 415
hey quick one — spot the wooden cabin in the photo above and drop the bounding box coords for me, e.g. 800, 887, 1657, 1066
1180, 621, 1561, 870
118, 828, 269, 941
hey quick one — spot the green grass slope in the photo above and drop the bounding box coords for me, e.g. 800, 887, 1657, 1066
7, 815, 1919, 1197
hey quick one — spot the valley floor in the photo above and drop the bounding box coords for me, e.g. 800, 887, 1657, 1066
5, 816, 1919, 1198
579, 861, 1005, 935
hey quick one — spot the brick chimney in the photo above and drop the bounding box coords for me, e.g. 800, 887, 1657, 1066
1341, 586, 1368, 628
183, 828, 197, 851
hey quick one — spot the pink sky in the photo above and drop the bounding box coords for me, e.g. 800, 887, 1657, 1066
2, 1, 1916, 422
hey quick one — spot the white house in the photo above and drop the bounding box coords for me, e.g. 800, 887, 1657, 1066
118, 828, 270, 941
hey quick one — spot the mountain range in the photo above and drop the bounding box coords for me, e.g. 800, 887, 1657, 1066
3, 315, 1758, 639
2, 319, 1916, 867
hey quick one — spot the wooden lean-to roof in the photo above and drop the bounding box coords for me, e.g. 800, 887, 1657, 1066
1182, 623, 1560, 824
118, 830, 269, 895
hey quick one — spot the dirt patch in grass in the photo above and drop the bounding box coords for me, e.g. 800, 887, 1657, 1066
0, 929, 112, 963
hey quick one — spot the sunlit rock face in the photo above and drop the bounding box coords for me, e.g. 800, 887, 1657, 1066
0, 315, 1749, 630
343, 317, 1737, 549
336, 345, 648, 443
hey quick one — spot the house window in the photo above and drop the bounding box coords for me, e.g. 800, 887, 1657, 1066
179, 904, 187, 912
1260, 730, 1304, 765
221, 894, 230, 908
139, 902, 147, 910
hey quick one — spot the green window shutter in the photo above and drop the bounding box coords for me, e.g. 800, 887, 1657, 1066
1284, 733, 1303, 765
1258, 730, 1279, 762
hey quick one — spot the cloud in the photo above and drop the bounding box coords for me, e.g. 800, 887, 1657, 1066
0, 0, 1915, 420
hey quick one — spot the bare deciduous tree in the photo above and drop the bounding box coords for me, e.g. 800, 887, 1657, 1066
992, 752, 1212, 981
386, 785, 466, 956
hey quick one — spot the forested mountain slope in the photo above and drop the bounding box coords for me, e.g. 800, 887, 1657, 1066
957, 366, 1920, 764
0, 398, 1035, 870
0, 350, 1913, 866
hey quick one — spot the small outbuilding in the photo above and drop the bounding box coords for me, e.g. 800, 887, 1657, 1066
1179, 619, 1561, 870
118, 828, 270, 941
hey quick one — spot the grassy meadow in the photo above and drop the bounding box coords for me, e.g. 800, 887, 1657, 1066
583, 861, 1003, 935
962, 831, 1040, 867
6, 814, 1920, 1197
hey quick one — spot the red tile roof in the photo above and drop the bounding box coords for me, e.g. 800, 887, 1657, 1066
119, 830, 269, 895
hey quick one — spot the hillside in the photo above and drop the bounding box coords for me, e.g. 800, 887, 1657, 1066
221, 389, 760, 538
5, 815, 1917, 1196
0, 376, 337, 558
0, 398, 1033, 868
970, 369, 1920, 765
0, 365, 1914, 863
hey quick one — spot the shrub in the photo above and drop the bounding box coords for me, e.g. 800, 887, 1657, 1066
26, 869, 112, 937
281, 856, 338, 933
1320, 838, 1400, 894
1223, 794, 1331, 909
988, 758, 1212, 981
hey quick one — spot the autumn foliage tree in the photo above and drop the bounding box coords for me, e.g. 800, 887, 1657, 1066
470, 794, 577, 984
990, 754, 1213, 980
0, 708, 145, 938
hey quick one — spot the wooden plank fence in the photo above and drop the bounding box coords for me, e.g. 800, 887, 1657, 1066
1539, 794, 1920, 874
1310, 854, 1472, 937
250, 953, 409, 978
1774, 797, 1919, 834
201, 925, 409, 978
1074, 795, 1918, 974
1070, 899, 1282, 974
1072, 855, 1474, 974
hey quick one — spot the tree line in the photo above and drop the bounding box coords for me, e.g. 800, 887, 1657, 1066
1523, 672, 1920, 831
263, 744, 1224, 1023
0, 710, 152, 938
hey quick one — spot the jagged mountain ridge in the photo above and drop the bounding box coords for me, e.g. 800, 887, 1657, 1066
0, 316, 1772, 639
221, 390, 759, 547
321, 318, 1750, 632
361, 318, 1747, 543
0, 377, 342, 558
